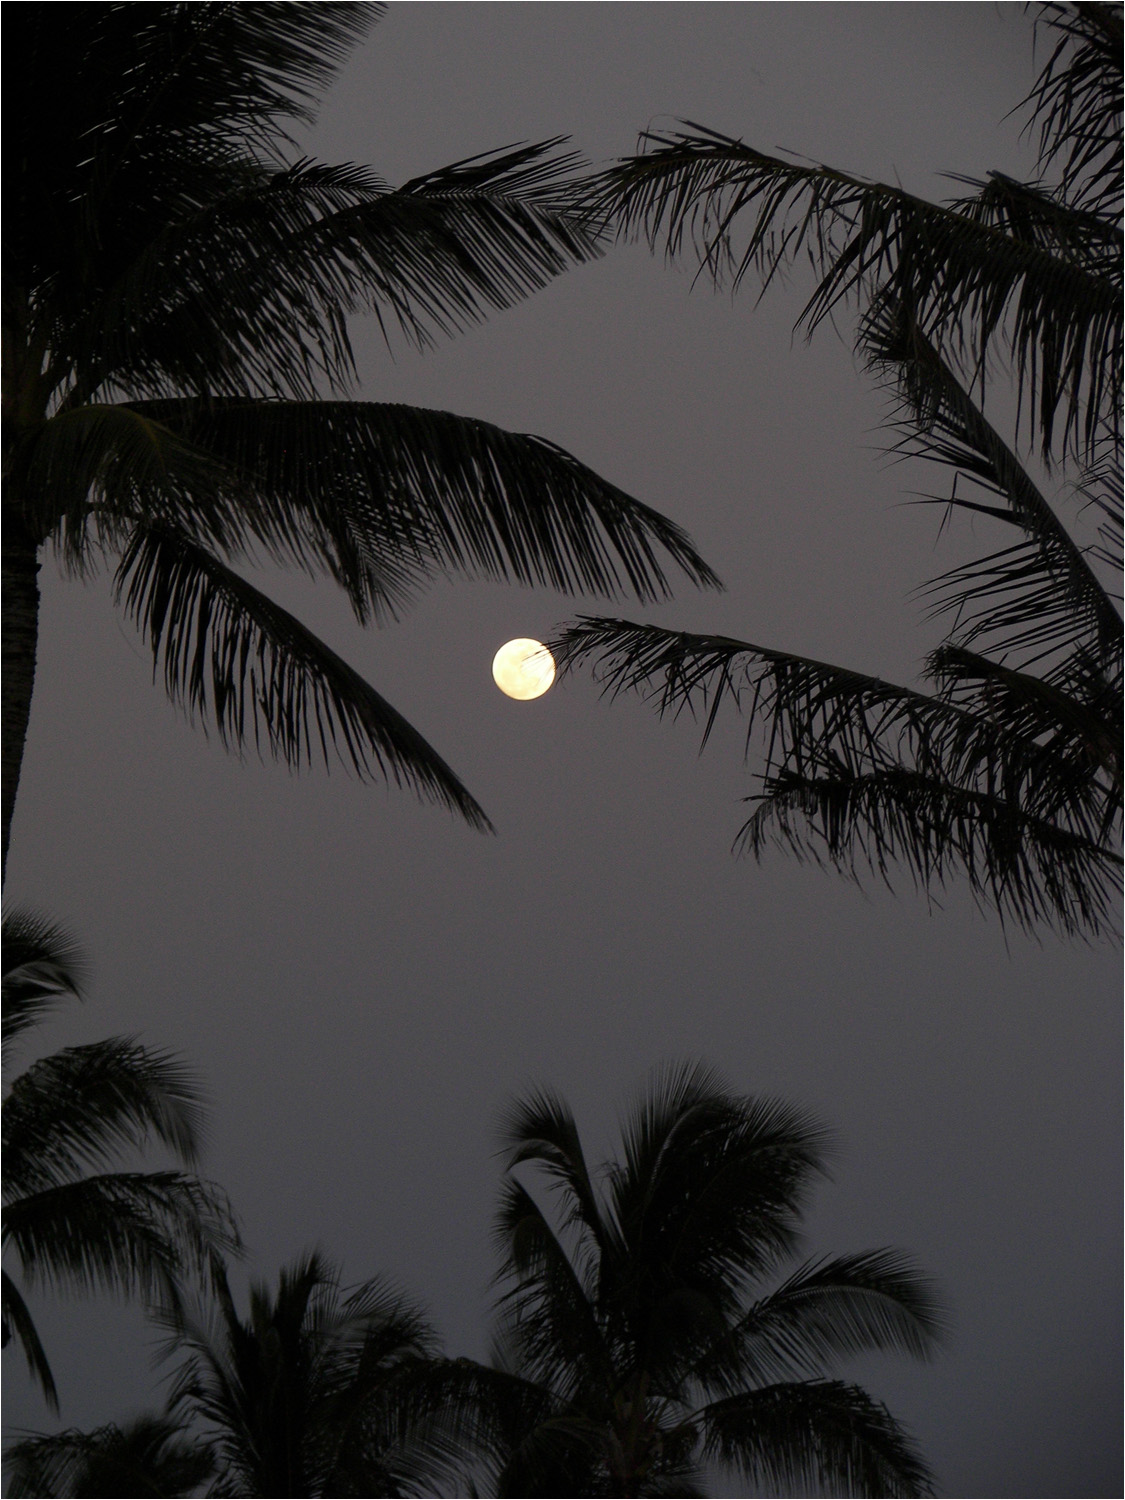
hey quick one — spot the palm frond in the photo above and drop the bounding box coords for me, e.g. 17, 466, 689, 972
607, 1068, 829, 1319
4, 1171, 239, 1303
3, 1415, 216, 1499
1, 1270, 59, 1412
114, 522, 492, 831
741, 764, 1122, 939
591, 121, 1121, 459
493, 1180, 610, 1401
862, 304, 1122, 669
714, 1251, 944, 1390
1024, 3, 1123, 214
3, 1037, 208, 1195
698, 1379, 934, 1498
122, 397, 721, 617
63, 140, 606, 405
2, 908, 87, 1057
499, 1088, 612, 1257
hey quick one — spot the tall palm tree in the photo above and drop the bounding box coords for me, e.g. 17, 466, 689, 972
461, 1063, 942, 1498
2, 909, 240, 1410
155, 1250, 457, 1497
2, 2, 720, 880
554, 3, 1122, 938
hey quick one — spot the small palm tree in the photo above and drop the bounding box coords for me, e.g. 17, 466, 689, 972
2, 909, 239, 1410
156, 1250, 455, 1497
463, 1063, 942, 1498
3, 3, 719, 879
555, 3, 1121, 938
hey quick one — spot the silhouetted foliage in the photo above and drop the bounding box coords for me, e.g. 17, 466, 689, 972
556, 3, 1122, 939
2, 2, 719, 878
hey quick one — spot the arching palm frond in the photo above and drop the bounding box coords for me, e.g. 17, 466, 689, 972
480, 1066, 939, 1496
711, 1251, 945, 1391
3, 1414, 216, 1499
114, 523, 493, 831
698, 1379, 933, 1498
3, 1037, 207, 1195
590, 121, 1120, 462
1, 908, 87, 1056
66, 140, 607, 407
114, 398, 720, 615
552, 616, 1121, 937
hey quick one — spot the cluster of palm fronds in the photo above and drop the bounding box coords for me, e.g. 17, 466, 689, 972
555, 3, 1122, 939
2, 2, 719, 878
3, 913, 943, 1497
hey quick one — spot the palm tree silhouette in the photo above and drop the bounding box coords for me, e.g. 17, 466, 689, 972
463, 1063, 942, 1497
554, 3, 1121, 937
2, 3, 719, 879
2, 910, 239, 1410
157, 1250, 456, 1497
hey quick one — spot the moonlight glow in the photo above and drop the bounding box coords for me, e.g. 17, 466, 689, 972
492, 639, 556, 700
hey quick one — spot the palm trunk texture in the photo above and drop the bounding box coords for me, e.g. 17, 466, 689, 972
2, 540, 40, 883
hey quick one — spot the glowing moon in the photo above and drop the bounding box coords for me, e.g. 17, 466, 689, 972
492, 638, 556, 700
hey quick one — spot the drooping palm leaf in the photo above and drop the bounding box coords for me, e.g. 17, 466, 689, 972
1, 1271, 59, 1412
698, 1379, 934, 1498
114, 523, 493, 830
4, 1172, 237, 1303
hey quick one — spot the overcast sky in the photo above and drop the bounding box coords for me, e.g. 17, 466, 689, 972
5, 5, 1121, 1497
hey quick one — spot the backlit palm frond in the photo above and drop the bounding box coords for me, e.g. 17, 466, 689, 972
592, 123, 1121, 459
741, 763, 1122, 939
499, 1088, 612, 1254
3, 1415, 216, 1500
861, 305, 1122, 669
710, 1251, 944, 1391
4, 1171, 239, 1303
1025, 3, 1123, 214
114, 523, 492, 831
493, 1179, 610, 1401
14, 404, 239, 573
698, 1379, 934, 1498
1, 909, 87, 1057
3, 1039, 208, 1196
1, 1271, 59, 1412
123, 398, 720, 622
72, 140, 605, 405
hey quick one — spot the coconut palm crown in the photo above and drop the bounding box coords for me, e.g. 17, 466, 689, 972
2, 2, 720, 880
465, 1063, 942, 1498
156, 1250, 457, 1497
554, 3, 1122, 938
1, 909, 240, 1410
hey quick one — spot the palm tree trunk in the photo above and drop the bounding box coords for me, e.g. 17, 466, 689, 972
2, 539, 41, 884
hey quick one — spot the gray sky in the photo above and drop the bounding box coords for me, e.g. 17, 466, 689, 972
5, 5, 1121, 1497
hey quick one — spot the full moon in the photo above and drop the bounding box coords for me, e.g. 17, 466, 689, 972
492, 638, 556, 700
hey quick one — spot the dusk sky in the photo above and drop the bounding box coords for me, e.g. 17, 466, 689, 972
5, 5, 1121, 1497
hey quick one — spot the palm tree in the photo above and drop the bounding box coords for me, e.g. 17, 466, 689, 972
2, 2, 720, 880
4, 1415, 216, 1499
2, 909, 240, 1410
554, 3, 1122, 938
155, 1250, 457, 1497
461, 1063, 942, 1498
